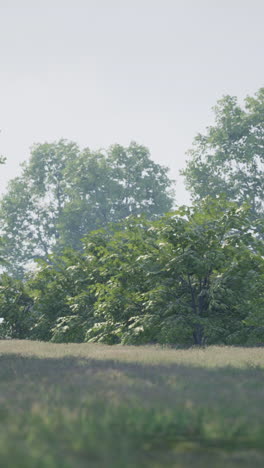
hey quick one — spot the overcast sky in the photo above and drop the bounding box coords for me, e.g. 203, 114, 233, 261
0, 0, 263, 204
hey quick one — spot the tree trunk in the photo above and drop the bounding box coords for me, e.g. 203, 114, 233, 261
193, 323, 203, 345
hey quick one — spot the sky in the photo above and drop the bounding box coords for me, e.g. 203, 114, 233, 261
0, 0, 263, 205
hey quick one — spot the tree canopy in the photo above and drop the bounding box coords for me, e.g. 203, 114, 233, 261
182, 88, 264, 217
0, 90, 264, 347
0, 157, 7, 266
0, 141, 174, 276
1, 198, 263, 346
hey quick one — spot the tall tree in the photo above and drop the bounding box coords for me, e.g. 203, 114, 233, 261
82, 199, 262, 346
0, 156, 7, 266
25, 198, 264, 346
182, 88, 264, 217
0, 140, 174, 276
1, 195, 263, 344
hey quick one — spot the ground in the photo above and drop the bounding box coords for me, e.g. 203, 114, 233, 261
0, 341, 264, 467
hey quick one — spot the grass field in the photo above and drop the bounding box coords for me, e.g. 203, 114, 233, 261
0, 341, 264, 467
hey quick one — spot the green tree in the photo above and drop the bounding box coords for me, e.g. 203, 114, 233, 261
59, 142, 173, 250
182, 88, 264, 217
0, 141, 78, 276
28, 249, 95, 341
81, 199, 262, 346
0, 274, 33, 339
0, 156, 7, 266
28, 198, 264, 346
0, 141, 174, 276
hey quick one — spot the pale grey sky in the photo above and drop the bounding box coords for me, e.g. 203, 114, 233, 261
0, 0, 263, 204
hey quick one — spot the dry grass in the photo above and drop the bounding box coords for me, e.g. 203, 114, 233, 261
1, 340, 264, 367
0, 341, 264, 467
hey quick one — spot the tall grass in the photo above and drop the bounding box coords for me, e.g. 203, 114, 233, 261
0, 342, 264, 467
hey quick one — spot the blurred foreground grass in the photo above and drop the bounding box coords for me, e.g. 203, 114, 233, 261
0, 341, 264, 467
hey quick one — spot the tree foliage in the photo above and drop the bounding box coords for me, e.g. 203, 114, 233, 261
0, 156, 7, 266
0, 274, 33, 338
182, 88, 264, 217
3, 198, 262, 345
0, 141, 174, 276
1, 90, 264, 346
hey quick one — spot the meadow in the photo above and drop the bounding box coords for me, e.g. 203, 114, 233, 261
0, 341, 264, 467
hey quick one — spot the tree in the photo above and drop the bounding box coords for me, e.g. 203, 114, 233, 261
26, 198, 264, 346
0, 156, 7, 266
0, 141, 174, 276
0, 274, 33, 339
58, 142, 174, 250
182, 88, 264, 217
81, 198, 262, 346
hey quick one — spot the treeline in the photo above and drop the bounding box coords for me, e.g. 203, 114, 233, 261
0, 89, 264, 346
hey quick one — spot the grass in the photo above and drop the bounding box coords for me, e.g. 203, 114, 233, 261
0, 341, 264, 467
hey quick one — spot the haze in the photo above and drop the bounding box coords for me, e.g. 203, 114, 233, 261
0, 0, 263, 204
